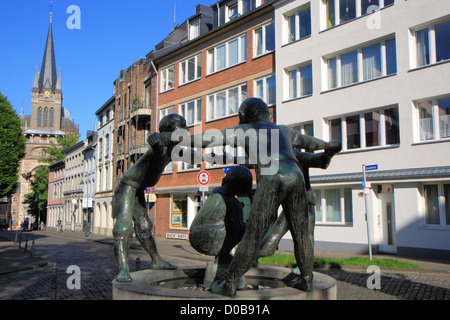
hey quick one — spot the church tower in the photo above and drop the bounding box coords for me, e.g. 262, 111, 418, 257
30, 21, 63, 131
11, 8, 78, 228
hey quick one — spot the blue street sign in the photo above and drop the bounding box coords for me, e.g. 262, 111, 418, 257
365, 164, 378, 171
224, 167, 231, 174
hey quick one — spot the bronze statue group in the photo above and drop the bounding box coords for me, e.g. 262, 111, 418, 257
113, 98, 341, 297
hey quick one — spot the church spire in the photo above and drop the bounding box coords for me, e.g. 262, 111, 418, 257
38, 19, 57, 92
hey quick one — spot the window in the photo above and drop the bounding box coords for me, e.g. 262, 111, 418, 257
291, 122, 314, 151
255, 74, 276, 106
207, 84, 247, 121
180, 54, 202, 85
43, 108, 48, 127
161, 65, 175, 92
323, 0, 394, 29
50, 108, 54, 127
415, 97, 450, 141
180, 98, 202, 126
422, 183, 450, 227
285, 6, 311, 44
328, 105, 399, 151
208, 34, 247, 74
189, 18, 200, 40
144, 84, 151, 108
38, 107, 42, 127
226, 0, 255, 22
414, 20, 450, 68
227, 1, 239, 21
160, 106, 175, 121
178, 147, 200, 171
326, 38, 396, 90
171, 195, 187, 229
287, 63, 313, 100
205, 145, 246, 168
254, 22, 275, 57
314, 187, 353, 224
106, 134, 110, 158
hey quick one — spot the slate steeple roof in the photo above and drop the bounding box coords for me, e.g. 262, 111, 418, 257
38, 23, 60, 93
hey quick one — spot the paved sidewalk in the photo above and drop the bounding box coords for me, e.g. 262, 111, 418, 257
0, 229, 449, 300
0, 233, 47, 275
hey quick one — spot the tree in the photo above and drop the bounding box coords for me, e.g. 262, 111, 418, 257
0, 92, 25, 198
39, 132, 79, 164
23, 166, 49, 226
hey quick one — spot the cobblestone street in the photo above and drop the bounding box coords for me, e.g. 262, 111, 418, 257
0, 230, 449, 300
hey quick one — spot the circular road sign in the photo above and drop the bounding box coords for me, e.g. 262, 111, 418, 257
197, 171, 210, 186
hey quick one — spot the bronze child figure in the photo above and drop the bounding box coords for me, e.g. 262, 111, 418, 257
113, 114, 192, 282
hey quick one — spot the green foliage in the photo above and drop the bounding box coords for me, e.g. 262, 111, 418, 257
23, 165, 49, 224
0, 92, 26, 198
39, 132, 79, 164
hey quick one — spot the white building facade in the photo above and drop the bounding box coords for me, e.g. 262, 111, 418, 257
63, 140, 87, 232
274, 0, 450, 258
93, 97, 115, 235
82, 131, 97, 234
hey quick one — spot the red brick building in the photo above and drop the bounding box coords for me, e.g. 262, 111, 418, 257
148, 1, 276, 239
46, 160, 65, 229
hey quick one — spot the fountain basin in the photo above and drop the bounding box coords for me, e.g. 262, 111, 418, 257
112, 266, 336, 300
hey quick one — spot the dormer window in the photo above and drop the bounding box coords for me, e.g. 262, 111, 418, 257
189, 18, 200, 40
227, 1, 239, 21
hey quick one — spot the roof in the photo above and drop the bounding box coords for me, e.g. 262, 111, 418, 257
23, 129, 65, 136
38, 23, 59, 93
95, 96, 115, 116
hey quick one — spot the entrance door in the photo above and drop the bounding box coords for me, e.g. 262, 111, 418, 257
378, 192, 397, 253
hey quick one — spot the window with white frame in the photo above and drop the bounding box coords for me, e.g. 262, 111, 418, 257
285, 6, 311, 44
189, 18, 200, 40
255, 74, 276, 106
292, 122, 314, 137
208, 34, 247, 74
314, 187, 353, 224
178, 147, 200, 171
328, 105, 400, 151
180, 54, 202, 85
323, 0, 394, 29
291, 122, 314, 151
161, 65, 175, 92
254, 21, 275, 57
421, 183, 450, 227
205, 145, 246, 168
414, 19, 450, 68
226, 0, 256, 22
326, 38, 396, 90
286, 63, 313, 100
207, 83, 247, 121
415, 97, 450, 142
180, 98, 202, 126
159, 106, 175, 122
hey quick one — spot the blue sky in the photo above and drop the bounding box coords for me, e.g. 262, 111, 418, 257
0, 0, 217, 138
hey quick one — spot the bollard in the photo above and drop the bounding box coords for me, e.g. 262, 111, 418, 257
51, 263, 57, 300
18, 232, 22, 248
136, 257, 141, 271
30, 238, 35, 256
24, 237, 28, 252
14, 230, 18, 244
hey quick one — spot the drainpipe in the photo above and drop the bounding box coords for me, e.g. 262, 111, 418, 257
150, 60, 159, 133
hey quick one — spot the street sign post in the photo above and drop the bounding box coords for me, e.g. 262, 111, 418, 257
198, 171, 210, 206
362, 164, 377, 261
